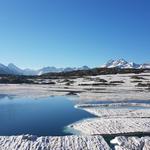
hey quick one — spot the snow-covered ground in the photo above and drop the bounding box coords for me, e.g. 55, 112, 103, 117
0, 73, 149, 102
76, 103, 150, 118
70, 118, 150, 135
0, 73, 150, 149
0, 135, 110, 150
111, 136, 150, 150
70, 103, 150, 135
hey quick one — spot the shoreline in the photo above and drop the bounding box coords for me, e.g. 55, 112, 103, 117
0, 72, 150, 149
0, 73, 149, 102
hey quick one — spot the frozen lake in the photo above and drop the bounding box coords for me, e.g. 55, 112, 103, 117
0, 96, 94, 136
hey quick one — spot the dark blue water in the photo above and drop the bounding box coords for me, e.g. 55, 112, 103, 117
0, 96, 94, 136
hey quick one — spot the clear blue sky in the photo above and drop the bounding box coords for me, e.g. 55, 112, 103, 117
0, 0, 150, 69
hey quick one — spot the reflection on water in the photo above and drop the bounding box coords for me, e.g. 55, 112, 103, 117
0, 94, 14, 100
0, 96, 94, 136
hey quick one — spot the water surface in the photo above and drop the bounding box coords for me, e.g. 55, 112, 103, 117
0, 96, 94, 136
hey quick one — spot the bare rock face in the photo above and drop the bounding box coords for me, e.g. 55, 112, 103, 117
111, 136, 150, 150
0, 135, 111, 150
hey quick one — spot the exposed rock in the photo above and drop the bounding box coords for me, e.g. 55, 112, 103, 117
136, 82, 150, 87
93, 77, 108, 83
109, 81, 124, 84
66, 91, 78, 96
131, 76, 146, 80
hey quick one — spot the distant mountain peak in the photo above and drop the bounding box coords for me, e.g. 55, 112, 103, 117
101, 59, 148, 69
8, 63, 16, 66
7, 63, 23, 75
8, 63, 20, 70
0, 60, 149, 76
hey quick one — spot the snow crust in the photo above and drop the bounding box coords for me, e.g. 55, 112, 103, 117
0, 73, 149, 102
111, 136, 150, 150
76, 104, 150, 118
0, 73, 150, 149
0, 135, 110, 150
70, 118, 150, 135
101, 59, 150, 69
70, 103, 150, 135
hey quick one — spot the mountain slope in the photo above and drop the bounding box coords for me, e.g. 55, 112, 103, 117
140, 63, 150, 69
0, 59, 149, 75
8, 63, 23, 75
101, 59, 149, 69
0, 63, 19, 75
0, 63, 90, 75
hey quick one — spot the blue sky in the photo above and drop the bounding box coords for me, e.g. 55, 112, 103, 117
0, 0, 150, 69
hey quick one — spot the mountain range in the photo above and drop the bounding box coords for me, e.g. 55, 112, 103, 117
101, 59, 150, 69
0, 63, 90, 75
0, 59, 149, 75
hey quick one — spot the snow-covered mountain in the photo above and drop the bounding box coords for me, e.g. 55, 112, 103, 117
101, 59, 150, 69
0, 63, 17, 75
140, 63, 150, 69
0, 60, 149, 75
8, 63, 23, 75
37, 67, 63, 75
38, 65, 90, 75
0, 63, 90, 75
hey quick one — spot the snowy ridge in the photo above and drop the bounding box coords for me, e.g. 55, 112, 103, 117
0, 63, 90, 75
0, 59, 150, 75
101, 59, 150, 69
